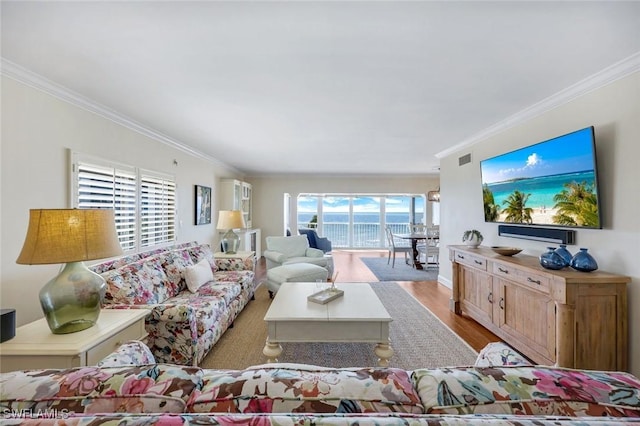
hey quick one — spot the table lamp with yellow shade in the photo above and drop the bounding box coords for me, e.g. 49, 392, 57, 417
217, 210, 246, 254
16, 209, 123, 334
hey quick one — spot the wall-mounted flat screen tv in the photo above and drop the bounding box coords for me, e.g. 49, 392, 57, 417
480, 126, 602, 229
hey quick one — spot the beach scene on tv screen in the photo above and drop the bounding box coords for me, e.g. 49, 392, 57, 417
481, 128, 600, 228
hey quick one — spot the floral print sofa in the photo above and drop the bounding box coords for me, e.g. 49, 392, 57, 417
90, 241, 256, 366
1, 340, 639, 425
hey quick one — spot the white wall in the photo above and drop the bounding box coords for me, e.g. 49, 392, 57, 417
0, 76, 240, 326
248, 175, 439, 246
438, 72, 640, 376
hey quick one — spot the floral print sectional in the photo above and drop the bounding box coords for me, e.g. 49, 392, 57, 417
1, 342, 639, 425
90, 241, 256, 366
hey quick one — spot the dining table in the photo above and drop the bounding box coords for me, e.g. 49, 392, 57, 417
394, 233, 428, 270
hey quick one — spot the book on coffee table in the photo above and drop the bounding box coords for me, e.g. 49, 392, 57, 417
307, 288, 344, 304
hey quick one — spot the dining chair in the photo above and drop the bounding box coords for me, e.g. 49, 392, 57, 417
384, 226, 412, 268
417, 226, 440, 268
410, 223, 427, 234
411, 224, 428, 263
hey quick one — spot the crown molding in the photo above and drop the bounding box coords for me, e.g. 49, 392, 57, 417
1, 58, 239, 172
436, 52, 640, 159
248, 172, 439, 179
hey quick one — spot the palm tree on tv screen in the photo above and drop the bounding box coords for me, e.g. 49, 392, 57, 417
502, 190, 533, 224
552, 181, 599, 227
483, 185, 500, 222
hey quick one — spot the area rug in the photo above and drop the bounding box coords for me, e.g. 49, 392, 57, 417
200, 283, 477, 370
360, 256, 438, 282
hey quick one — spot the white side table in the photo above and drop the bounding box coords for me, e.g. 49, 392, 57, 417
0, 309, 148, 372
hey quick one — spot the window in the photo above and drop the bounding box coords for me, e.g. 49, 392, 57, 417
140, 172, 176, 248
353, 196, 381, 247
297, 195, 319, 230
323, 196, 350, 247
296, 193, 425, 249
72, 152, 176, 252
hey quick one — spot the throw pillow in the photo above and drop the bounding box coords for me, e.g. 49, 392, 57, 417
185, 259, 214, 293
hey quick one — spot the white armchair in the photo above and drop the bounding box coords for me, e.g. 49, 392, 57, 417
263, 235, 331, 271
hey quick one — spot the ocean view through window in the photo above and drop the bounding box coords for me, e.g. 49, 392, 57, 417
297, 194, 426, 249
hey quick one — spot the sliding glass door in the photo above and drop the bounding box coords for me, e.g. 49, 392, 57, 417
296, 193, 425, 249
323, 196, 349, 247
353, 196, 381, 248
297, 195, 319, 231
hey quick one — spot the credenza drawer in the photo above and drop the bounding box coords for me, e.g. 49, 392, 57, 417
454, 250, 487, 271
492, 262, 550, 293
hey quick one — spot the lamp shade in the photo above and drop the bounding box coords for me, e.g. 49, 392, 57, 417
427, 189, 440, 202
216, 210, 246, 230
17, 209, 123, 265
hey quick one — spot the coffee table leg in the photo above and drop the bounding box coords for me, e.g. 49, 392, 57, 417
374, 341, 394, 367
263, 339, 282, 363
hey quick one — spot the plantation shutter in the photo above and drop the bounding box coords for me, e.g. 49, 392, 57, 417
73, 152, 176, 252
76, 161, 138, 252
140, 171, 176, 248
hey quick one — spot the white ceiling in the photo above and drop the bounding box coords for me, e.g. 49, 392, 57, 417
2, 1, 639, 176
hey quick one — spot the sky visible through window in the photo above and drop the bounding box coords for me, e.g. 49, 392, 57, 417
298, 195, 420, 213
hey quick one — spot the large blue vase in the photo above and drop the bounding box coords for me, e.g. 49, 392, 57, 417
539, 247, 565, 270
554, 244, 573, 267
570, 248, 598, 272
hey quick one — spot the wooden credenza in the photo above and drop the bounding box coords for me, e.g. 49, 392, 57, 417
449, 245, 629, 371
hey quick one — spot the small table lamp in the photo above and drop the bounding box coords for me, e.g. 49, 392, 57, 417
217, 210, 246, 254
16, 209, 123, 334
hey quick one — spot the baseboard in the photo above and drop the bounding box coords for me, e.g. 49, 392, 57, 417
498, 225, 576, 245
438, 275, 452, 290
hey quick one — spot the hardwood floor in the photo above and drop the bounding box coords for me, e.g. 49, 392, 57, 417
255, 249, 499, 352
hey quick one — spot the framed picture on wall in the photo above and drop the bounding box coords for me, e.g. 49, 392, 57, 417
195, 185, 212, 225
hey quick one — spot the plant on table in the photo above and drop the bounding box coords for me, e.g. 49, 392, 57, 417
462, 230, 483, 248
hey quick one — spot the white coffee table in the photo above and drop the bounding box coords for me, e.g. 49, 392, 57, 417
263, 282, 394, 366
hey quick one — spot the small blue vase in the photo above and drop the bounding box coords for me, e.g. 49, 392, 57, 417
570, 248, 598, 272
539, 247, 565, 270
554, 244, 573, 267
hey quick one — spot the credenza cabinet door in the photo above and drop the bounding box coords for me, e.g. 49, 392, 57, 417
557, 282, 628, 370
494, 278, 556, 365
459, 265, 494, 328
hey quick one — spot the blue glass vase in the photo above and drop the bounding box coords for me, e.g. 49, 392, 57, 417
554, 244, 573, 267
539, 247, 565, 270
570, 248, 598, 272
